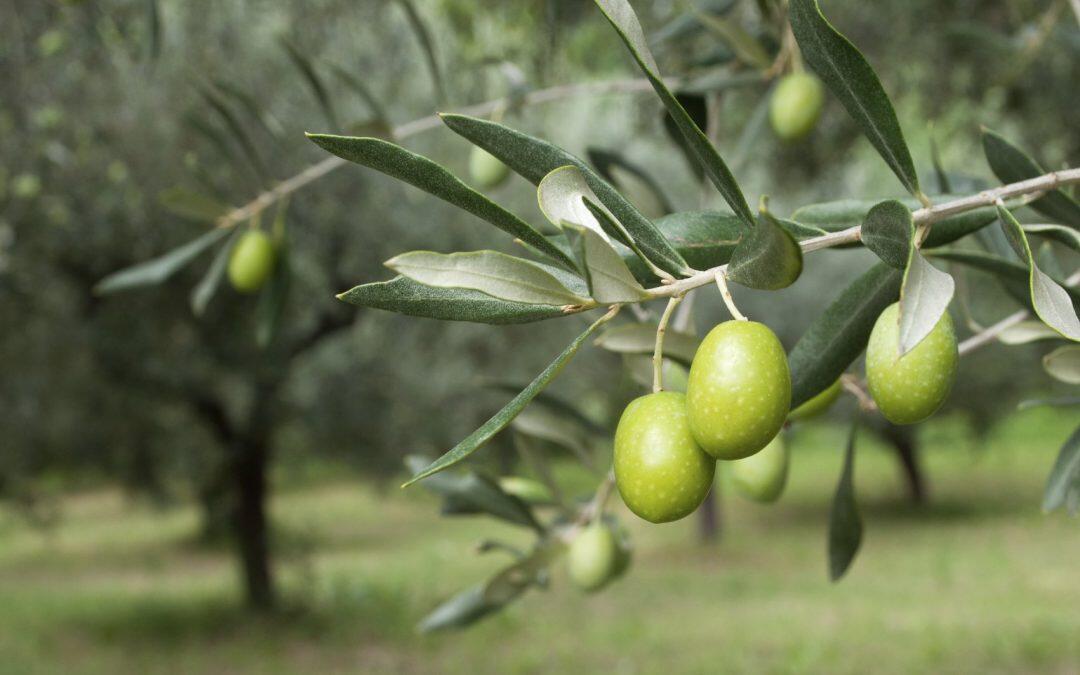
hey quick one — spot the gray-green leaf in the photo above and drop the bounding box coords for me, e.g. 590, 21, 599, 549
1043, 423, 1080, 513
1024, 224, 1080, 251
94, 227, 230, 295
860, 200, 912, 269
572, 226, 649, 303
190, 226, 241, 316
385, 250, 588, 306
158, 187, 231, 222
829, 419, 862, 582
726, 210, 803, 290
899, 249, 954, 355
789, 0, 921, 197
403, 311, 615, 486
1043, 345, 1080, 384
306, 134, 576, 270
593, 0, 754, 228
981, 128, 1080, 229
404, 456, 540, 530
997, 321, 1060, 345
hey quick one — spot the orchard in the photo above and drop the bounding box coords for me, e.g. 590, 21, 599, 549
4, 0, 1080, 671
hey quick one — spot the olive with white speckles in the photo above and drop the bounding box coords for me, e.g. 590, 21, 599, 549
866, 303, 958, 425
567, 521, 619, 591
686, 321, 792, 460
788, 378, 842, 421
613, 392, 715, 524
730, 433, 788, 503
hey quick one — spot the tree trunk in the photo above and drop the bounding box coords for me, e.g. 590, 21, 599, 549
879, 424, 927, 505
231, 438, 275, 610
696, 485, 720, 543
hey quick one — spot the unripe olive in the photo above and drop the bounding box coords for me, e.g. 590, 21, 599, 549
613, 392, 715, 524
498, 476, 553, 505
567, 521, 619, 592
730, 433, 789, 503
769, 73, 825, 142
686, 321, 791, 460
865, 303, 958, 425
228, 230, 276, 294
788, 378, 842, 421
469, 146, 511, 190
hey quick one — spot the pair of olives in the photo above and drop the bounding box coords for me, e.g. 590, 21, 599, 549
227, 230, 277, 294
614, 304, 959, 524
615, 321, 792, 523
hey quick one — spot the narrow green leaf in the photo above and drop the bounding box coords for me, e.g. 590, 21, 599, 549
586, 147, 675, 218
1043, 345, 1080, 384
860, 200, 913, 269
789, 0, 921, 197
338, 276, 568, 324
595, 323, 700, 366
385, 251, 588, 306
417, 584, 493, 633
1024, 224, 1080, 251
997, 320, 1060, 345
693, 11, 771, 69
94, 228, 230, 295
511, 406, 595, 467
929, 126, 951, 194
929, 249, 1080, 309
572, 226, 649, 303
1043, 423, 1080, 513
899, 249, 954, 355
404, 456, 540, 530
190, 226, 241, 316
327, 63, 390, 123
997, 205, 1080, 341
307, 134, 576, 270
829, 419, 863, 582
593, 0, 754, 228
439, 114, 690, 277
396, 0, 447, 104
981, 128, 1080, 229
280, 38, 338, 129
789, 263, 902, 407
537, 165, 618, 242
726, 210, 803, 290
158, 187, 231, 222
485, 381, 607, 435
403, 311, 616, 486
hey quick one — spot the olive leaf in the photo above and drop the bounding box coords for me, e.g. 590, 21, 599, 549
981, 127, 1080, 229
1043, 423, 1080, 514
404, 456, 540, 530
788, 0, 921, 198
190, 226, 242, 316
586, 147, 675, 219
860, 200, 912, 269
997, 205, 1080, 341
592, 0, 755, 229
726, 209, 803, 290
385, 251, 588, 306
440, 115, 689, 278
829, 419, 863, 582
280, 38, 338, 129
928, 249, 1080, 310
511, 406, 596, 468
693, 11, 771, 69
255, 242, 290, 348
403, 310, 615, 486
595, 323, 700, 366
537, 166, 614, 242
571, 226, 649, 303
997, 321, 1061, 345
158, 187, 231, 222
1024, 224, 1080, 252
788, 263, 902, 408
306, 134, 577, 271
337, 276, 568, 324
1043, 345, 1080, 384
94, 227, 231, 295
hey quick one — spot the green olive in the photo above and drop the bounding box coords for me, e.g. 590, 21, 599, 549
227, 230, 276, 294
865, 303, 958, 425
469, 146, 511, 190
788, 378, 842, 421
730, 433, 789, 503
567, 521, 619, 592
613, 391, 715, 524
769, 73, 825, 142
686, 321, 791, 460
497, 476, 553, 505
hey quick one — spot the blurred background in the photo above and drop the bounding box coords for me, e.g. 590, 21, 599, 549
1, 0, 1078, 672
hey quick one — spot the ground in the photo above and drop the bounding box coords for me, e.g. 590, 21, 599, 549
1, 407, 1078, 674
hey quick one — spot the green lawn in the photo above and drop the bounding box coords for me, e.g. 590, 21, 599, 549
1, 407, 1078, 674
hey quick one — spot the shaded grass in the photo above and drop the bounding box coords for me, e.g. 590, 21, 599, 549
0, 407, 1078, 674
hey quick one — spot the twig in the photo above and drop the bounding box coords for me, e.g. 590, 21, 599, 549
653, 295, 684, 393
215, 77, 663, 229
714, 270, 747, 321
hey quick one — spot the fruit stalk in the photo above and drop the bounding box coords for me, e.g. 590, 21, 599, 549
652, 295, 684, 393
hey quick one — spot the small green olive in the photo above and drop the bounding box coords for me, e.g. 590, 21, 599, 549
469, 146, 511, 190
865, 303, 958, 425
730, 433, 789, 503
788, 378, 842, 421
769, 73, 825, 142
567, 521, 619, 592
227, 230, 276, 294
686, 321, 792, 460
497, 476, 553, 505
614, 392, 715, 524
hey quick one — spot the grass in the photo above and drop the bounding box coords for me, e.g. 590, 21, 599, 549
1, 406, 1078, 674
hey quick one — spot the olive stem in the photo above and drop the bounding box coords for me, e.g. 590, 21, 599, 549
840, 374, 877, 412
582, 470, 616, 526
714, 271, 748, 321
653, 295, 685, 393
